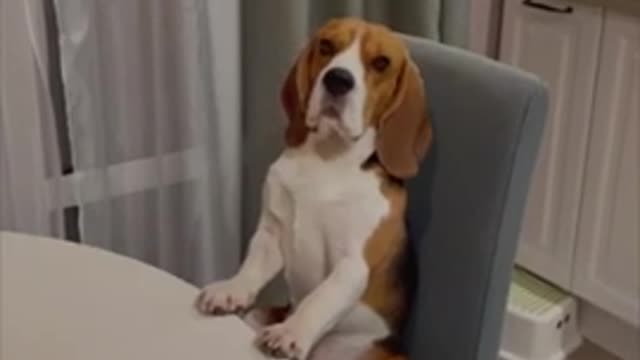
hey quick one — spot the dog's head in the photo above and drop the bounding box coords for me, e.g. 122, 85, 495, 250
281, 18, 432, 179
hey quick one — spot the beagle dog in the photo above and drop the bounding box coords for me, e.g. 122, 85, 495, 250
196, 18, 432, 360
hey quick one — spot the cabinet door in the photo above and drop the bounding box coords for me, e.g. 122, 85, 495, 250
499, 0, 603, 288
573, 12, 639, 326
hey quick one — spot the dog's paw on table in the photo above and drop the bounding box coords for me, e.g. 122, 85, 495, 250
256, 322, 312, 360
196, 280, 256, 315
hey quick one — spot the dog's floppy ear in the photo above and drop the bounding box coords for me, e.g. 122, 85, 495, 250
281, 44, 313, 147
376, 60, 432, 179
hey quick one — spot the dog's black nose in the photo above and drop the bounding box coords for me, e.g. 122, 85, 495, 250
323, 67, 354, 97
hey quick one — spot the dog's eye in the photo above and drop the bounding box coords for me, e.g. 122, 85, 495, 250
371, 55, 390, 72
318, 39, 336, 56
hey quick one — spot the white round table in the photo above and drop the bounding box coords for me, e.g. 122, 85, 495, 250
0, 232, 267, 360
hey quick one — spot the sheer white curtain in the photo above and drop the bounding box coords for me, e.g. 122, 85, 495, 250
13, 0, 241, 285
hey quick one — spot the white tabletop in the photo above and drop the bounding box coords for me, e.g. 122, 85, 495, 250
0, 231, 267, 360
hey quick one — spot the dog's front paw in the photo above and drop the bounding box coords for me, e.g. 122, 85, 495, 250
256, 322, 311, 359
196, 279, 255, 315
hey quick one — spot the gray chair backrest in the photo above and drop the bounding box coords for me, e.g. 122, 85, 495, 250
402, 36, 548, 360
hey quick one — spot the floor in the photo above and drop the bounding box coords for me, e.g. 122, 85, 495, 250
569, 341, 620, 360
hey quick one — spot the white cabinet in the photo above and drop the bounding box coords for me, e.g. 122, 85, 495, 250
573, 12, 640, 327
500, 0, 640, 331
500, 0, 603, 288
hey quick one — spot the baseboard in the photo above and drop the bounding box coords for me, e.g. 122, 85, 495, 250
579, 300, 640, 359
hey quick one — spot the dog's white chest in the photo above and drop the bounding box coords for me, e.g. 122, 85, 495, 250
270, 152, 389, 303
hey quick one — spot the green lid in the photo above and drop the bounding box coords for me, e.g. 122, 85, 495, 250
508, 266, 570, 316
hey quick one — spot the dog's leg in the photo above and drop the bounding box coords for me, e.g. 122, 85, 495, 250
257, 256, 369, 359
197, 175, 285, 315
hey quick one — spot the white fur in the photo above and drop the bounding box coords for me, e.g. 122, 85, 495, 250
307, 35, 367, 139
199, 36, 391, 360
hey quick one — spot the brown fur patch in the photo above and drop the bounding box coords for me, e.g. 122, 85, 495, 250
359, 342, 408, 360
360, 25, 409, 128
360, 166, 409, 330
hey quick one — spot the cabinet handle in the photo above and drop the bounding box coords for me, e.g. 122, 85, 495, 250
523, 0, 573, 14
